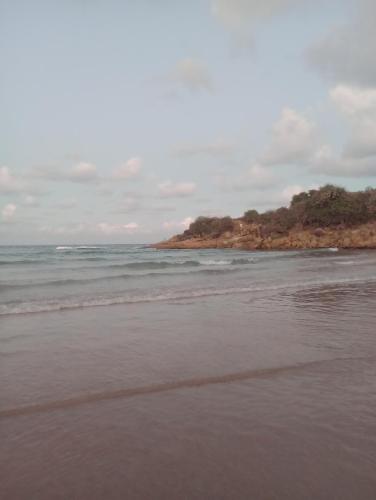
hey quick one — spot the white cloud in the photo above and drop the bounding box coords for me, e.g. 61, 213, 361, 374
158, 181, 196, 198
2, 203, 17, 221
172, 58, 213, 93
307, 0, 376, 86
31, 166, 61, 181
163, 217, 194, 230
0, 166, 23, 193
68, 162, 98, 182
344, 119, 376, 159
310, 145, 376, 177
211, 0, 308, 46
212, 0, 301, 27
330, 85, 376, 159
330, 85, 376, 115
115, 197, 142, 213
272, 184, 317, 207
97, 222, 139, 235
172, 139, 234, 158
54, 198, 77, 209
32, 162, 98, 183
38, 223, 87, 235
22, 195, 39, 207
260, 107, 317, 165
124, 222, 139, 230
113, 157, 142, 179
281, 185, 307, 203
216, 163, 276, 191
256, 97, 376, 177
152, 205, 177, 213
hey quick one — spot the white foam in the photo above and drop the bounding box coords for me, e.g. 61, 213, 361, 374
2, 276, 374, 316
55, 245, 101, 251
198, 260, 230, 265
77, 246, 101, 249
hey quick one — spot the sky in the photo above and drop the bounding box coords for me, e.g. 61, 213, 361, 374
1, 0, 376, 244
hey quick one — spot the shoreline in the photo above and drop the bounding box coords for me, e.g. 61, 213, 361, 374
153, 221, 376, 251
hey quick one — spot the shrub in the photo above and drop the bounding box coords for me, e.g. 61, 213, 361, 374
243, 209, 260, 224
288, 185, 374, 227
188, 216, 234, 237
183, 186, 375, 240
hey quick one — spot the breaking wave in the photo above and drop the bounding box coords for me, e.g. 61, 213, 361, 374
0, 267, 242, 291
56, 246, 102, 251
1, 276, 374, 317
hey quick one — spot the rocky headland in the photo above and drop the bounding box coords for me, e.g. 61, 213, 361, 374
154, 185, 376, 250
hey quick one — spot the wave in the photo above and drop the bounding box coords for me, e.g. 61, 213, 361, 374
1, 276, 375, 316
55, 246, 106, 255
335, 259, 376, 267
77, 246, 101, 249
56, 246, 102, 250
0, 256, 108, 266
0, 267, 240, 291
0, 259, 45, 266
115, 260, 200, 270
86, 258, 255, 271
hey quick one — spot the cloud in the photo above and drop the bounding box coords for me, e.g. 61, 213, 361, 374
211, 0, 308, 46
212, 0, 300, 26
158, 180, 197, 198
330, 84, 376, 115
68, 162, 98, 182
97, 222, 139, 235
310, 145, 376, 177
38, 221, 140, 237
0, 166, 24, 193
32, 162, 98, 183
307, 0, 376, 87
281, 184, 308, 203
30, 166, 58, 181
112, 157, 142, 179
53, 198, 77, 209
151, 204, 177, 213
253, 97, 376, 178
344, 119, 376, 159
330, 84, 376, 159
22, 195, 39, 207
260, 107, 317, 165
162, 217, 194, 231
38, 223, 87, 236
171, 58, 213, 93
115, 197, 142, 213
2, 203, 17, 221
216, 163, 276, 191
172, 139, 234, 158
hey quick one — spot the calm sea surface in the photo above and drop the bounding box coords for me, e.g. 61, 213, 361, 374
1, 245, 376, 499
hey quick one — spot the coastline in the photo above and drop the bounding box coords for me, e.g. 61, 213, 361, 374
153, 221, 376, 251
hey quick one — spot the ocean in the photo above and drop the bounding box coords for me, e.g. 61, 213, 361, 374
1, 245, 376, 499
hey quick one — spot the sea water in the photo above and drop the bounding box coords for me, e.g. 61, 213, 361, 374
1, 245, 376, 499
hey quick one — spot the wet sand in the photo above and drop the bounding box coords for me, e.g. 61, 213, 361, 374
1, 279, 376, 499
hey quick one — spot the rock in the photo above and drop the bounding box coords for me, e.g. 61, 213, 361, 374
152, 221, 376, 250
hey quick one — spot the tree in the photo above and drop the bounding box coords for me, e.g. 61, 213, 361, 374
243, 209, 260, 224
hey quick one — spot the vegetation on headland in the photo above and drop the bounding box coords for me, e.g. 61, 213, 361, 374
155, 185, 376, 250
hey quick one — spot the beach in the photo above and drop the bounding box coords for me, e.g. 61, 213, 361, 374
1, 245, 376, 499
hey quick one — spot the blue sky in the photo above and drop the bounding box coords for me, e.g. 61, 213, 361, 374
1, 0, 375, 243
